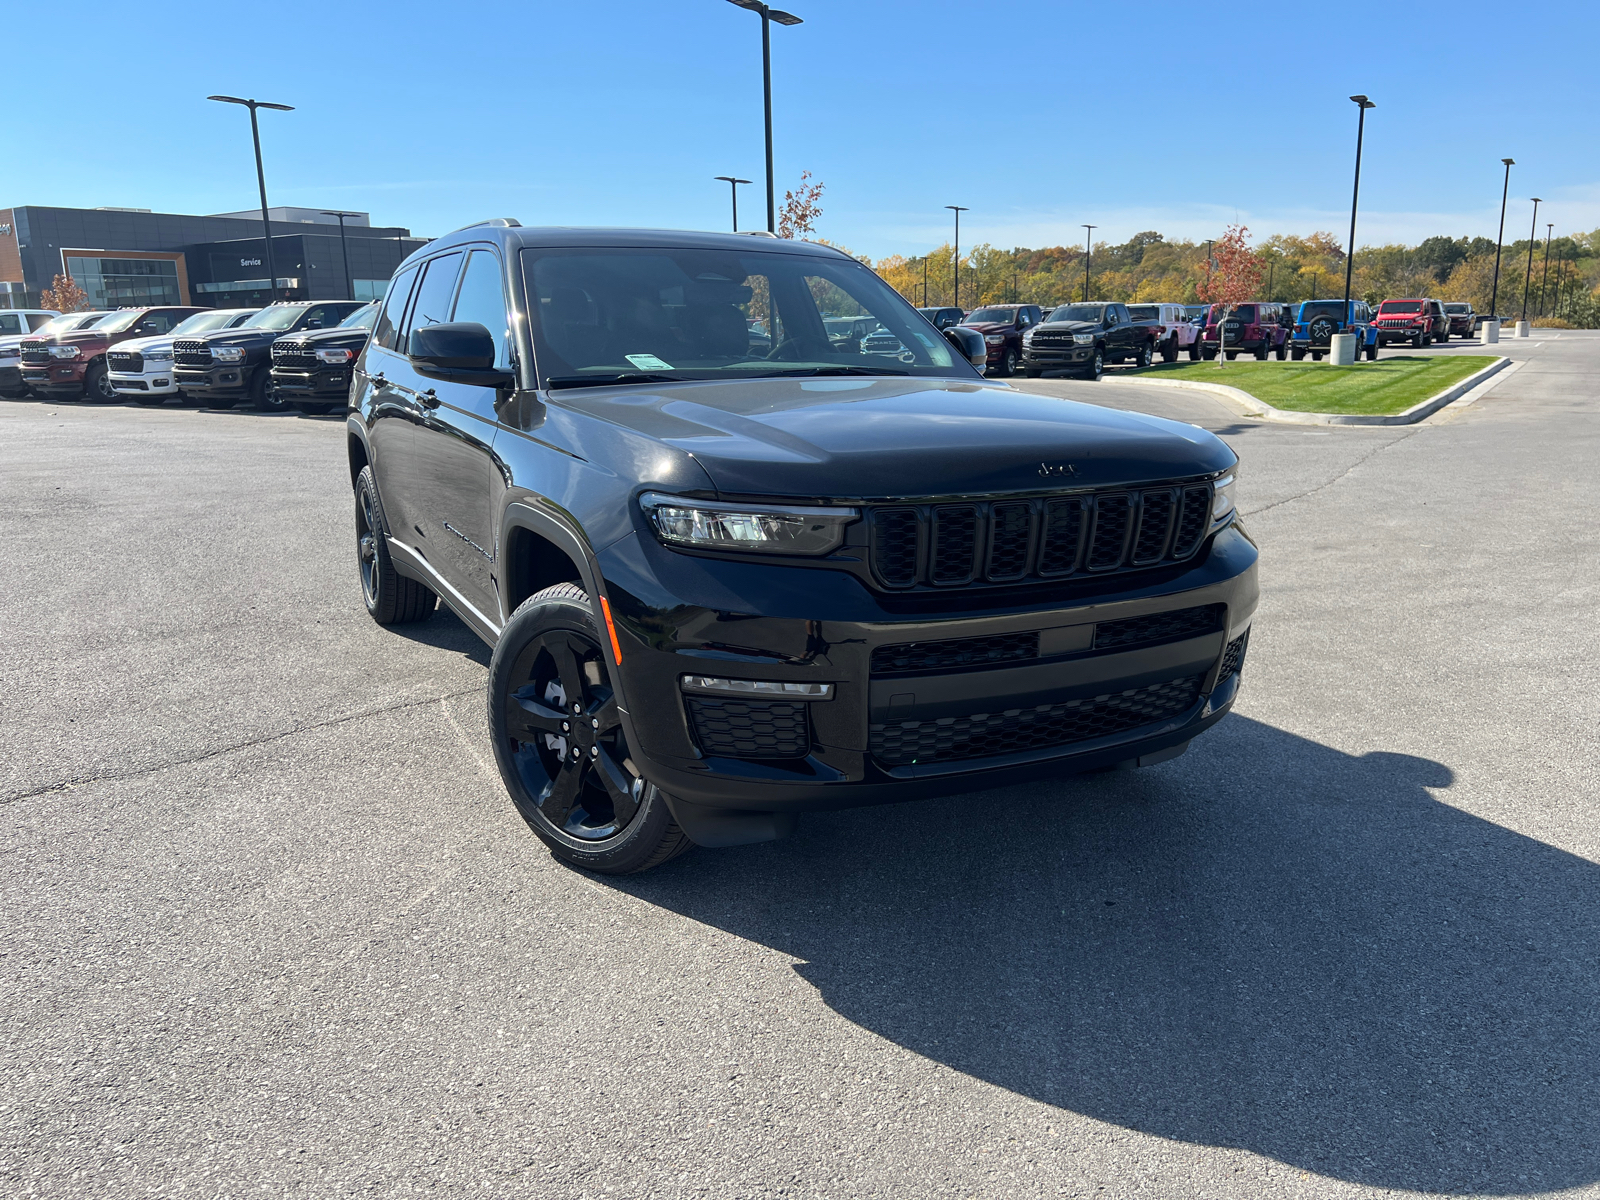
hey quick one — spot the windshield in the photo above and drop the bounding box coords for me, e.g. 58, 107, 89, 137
523, 246, 964, 385
243, 306, 310, 331
1219, 305, 1257, 323
338, 303, 379, 330
1126, 305, 1159, 321
965, 307, 1017, 324
1046, 305, 1106, 324
37, 312, 108, 335
94, 310, 151, 334
1443, 303, 1469, 313
1379, 301, 1423, 314
171, 310, 251, 336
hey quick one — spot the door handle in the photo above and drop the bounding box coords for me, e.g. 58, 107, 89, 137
420, 388, 440, 409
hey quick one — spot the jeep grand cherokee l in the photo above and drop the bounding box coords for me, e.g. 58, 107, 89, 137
348, 222, 1256, 874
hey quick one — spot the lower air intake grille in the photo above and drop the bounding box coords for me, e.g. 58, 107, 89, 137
1094, 604, 1225, 651
687, 697, 809, 759
870, 674, 1204, 766
872, 631, 1039, 676
1219, 629, 1250, 680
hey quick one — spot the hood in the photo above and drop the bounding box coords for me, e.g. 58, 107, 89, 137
1034, 320, 1099, 335
960, 320, 1015, 333
553, 376, 1233, 499
192, 326, 277, 346
284, 325, 370, 348
115, 334, 175, 353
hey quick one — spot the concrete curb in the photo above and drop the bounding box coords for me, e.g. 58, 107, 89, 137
1095, 355, 1513, 426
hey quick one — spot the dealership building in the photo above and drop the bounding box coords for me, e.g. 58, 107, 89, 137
0, 204, 429, 311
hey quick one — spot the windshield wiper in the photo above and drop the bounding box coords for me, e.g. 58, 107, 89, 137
765, 365, 909, 378
545, 372, 680, 390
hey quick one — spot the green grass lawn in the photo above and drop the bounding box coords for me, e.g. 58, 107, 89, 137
1126, 355, 1496, 415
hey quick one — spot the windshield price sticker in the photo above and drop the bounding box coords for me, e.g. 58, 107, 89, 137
625, 353, 674, 371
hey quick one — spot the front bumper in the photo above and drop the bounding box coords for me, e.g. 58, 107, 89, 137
173, 363, 254, 398
1376, 326, 1429, 343
595, 524, 1259, 813
270, 364, 352, 401
110, 369, 179, 396
21, 362, 87, 392
1021, 345, 1095, 367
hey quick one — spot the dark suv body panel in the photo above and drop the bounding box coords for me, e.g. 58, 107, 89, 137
348, 226, 1256, 828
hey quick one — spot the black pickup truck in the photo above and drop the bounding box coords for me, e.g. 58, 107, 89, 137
269, 301, 379, 415
345, 223, 1256, 875
1020, 302, 1161, 379
174, 300, 366, 410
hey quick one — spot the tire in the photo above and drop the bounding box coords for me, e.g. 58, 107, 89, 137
1162, 336, 1178, 363
1082, 347, 1104, 380
1422, 333, 1433, 347
488, 583, 695, 875
293, 402, 338, 416
1188, 339, 1202, 362
1290, 347, 1306, 361
1202, 348, 1217, 361
997, 347, 1017, 378
1253, 341, 1269, 361
354, 466, 438, 625
1365, 341, 1379, 361
1312, 352, 1324, 361
83, 362, 118, 403
1135, 342, 1153, 369
1225, 350, 1239, 360
1411, 333, 1422, 348
1273, 339, 1287, 361
247, 368, 289, 412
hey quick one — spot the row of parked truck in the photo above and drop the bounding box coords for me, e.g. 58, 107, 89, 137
0, 300, 378, 412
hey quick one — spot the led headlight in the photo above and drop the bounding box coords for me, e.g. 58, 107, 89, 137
48, 345, 81, 359
316, 348, 354, 365
1073, 332, 1094, 345
212, 346, 246, 363
144, 348, 173, 362
680, 675, 833, 699
1211, 472, 1238, 523
984, 334, 1004, 345
1022, 329, 1035, 345
640, 492, 858, 556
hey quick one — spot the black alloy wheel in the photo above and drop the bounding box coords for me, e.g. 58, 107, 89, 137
249, 369, 290, 412
1083, 347, 1104, 380
489, 584, 693, 874
354, 466, 437, 625
84, 362, 118, 403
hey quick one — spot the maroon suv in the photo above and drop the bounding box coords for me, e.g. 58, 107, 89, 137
959, 304, 1043, 377
20, 306, 202, 401
1200, 302, 1291, 360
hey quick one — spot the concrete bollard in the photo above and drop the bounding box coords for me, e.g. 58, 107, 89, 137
1515, 320, 1531, 338
1328, 333, 1357, 365
1482, 319, 1500, 344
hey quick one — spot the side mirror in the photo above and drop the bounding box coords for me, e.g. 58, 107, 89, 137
409, 322, 515, 388
942, 326, 987, 367
305, 319, 323, 330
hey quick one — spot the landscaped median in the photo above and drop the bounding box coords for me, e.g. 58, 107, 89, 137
1103, 354, 1512, 425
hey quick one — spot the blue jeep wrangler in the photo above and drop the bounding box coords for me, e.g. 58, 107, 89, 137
1289, 299, 1379, 361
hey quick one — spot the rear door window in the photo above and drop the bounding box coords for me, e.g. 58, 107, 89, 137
372, 265, 420, 352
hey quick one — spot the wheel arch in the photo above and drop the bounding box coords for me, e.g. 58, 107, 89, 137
499, 501, 602, 621
346, 420, 371, 490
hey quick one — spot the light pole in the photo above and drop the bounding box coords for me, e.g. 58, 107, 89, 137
945, 206, 967, 309
1521, 198, 1541, 323
1489, 158, 1514, 319
1082, 225, 1096, 301
1539, 222, 1553, 317
713, 176, 752, 232
321, 210, 361, 301
1344, 95, 1375, 308
727, 0, 802, 234
208, 95, 294, 304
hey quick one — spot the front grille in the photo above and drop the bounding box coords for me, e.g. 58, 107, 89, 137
1028, 329, 1080, 349
686, 697, 810, 759
870, 673, 1204, 766
173, 339, 213, 366
108, 351, 143, 373
1094, 604, 1225, 651
1219, 629, 1249, 680
872, 631, 1039, 676
20, 340, 50, 364
272, 340, 317, 368
868, 484, 1214, 590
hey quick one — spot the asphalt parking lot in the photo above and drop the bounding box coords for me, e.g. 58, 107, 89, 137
4, 333, 1598, 1199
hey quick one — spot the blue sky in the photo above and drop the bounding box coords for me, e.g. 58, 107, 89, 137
11, 1, 1596, 258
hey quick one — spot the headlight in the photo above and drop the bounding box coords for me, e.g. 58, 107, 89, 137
984, 334, 1004, 345
1073, 333, 1094, 345
315, 348, 354, 365
1211, 472, 1238, 524
144, 349, 173, 362
48, 345, 81, 359
212, 346, 246, 363
1022, 329, 1035, 345
640, 492, 858, 556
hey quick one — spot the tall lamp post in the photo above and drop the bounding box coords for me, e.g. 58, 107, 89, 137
1344, 95, 1375, 308
1521, 197, 1542, 323
726, 0, 803, 234
921, 255, 929, 307
321, 210, 361, 301
1539, 223, 1554, 317
1081, 224, 1096, 301
208, 95, 294, 304
1489, 158, 1514, 319
945, 206, 968, 309
713, 176, 752, 232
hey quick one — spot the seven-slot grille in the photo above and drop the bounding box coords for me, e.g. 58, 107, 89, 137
107, 350, 143, 373
868, 484, 1213, 590
271, 340, 317, 368
173, 340, 213, 366
20, 340, 50, 364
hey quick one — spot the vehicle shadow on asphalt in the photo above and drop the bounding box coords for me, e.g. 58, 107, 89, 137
390, 607, 491, 667
612, 713, 1600, 1195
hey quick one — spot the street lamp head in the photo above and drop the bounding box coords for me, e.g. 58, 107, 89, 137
945, 205, 968, 213
207, 94, 294, 112
1531, 196, 1543, 204
727, 0, 802, 21
1502, 158, 1515, 166
714, 176, 752, 185
768, 8, 803, 23
1349, 94, 1375, 109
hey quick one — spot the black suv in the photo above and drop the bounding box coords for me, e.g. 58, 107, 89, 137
270, 301, 379, 415
348, 223, 1257, 874
174, 301, 366, 410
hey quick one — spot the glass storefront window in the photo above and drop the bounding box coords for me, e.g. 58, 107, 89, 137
64, 257, 181, 308
352, 279, 390, 302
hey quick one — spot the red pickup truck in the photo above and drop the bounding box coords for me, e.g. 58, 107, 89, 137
20, 306, 201, 400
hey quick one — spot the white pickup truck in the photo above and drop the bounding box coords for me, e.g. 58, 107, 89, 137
1127, 303, 1202, 362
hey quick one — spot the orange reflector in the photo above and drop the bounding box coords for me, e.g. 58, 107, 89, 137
599, 595, 623, 664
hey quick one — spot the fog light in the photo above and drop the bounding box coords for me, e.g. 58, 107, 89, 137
679, 675, 833, 699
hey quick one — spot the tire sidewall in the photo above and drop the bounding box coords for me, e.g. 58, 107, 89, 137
488, 588, 677, 873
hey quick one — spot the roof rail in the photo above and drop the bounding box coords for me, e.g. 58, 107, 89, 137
738, 230, 779, 238
451, 217, 522, 232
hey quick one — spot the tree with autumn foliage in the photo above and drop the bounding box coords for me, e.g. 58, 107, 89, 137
40, 274, 88, 314
777, 171, 824, 240
1195, 225, 1264, 367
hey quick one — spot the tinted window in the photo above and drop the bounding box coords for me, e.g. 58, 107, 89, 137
373, 265, 419, 352
451, 250, 511, 369
966, 307, 1018, 324
1229, 306, 1257, 323
0, 314, 21, 334
1126, 305, 1159, 321
138, 311, 187, 335
1301, 301, 1345, 322
403, 253, 464, 345
300, 305, 343, 330
1048, 305, 1106, 323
